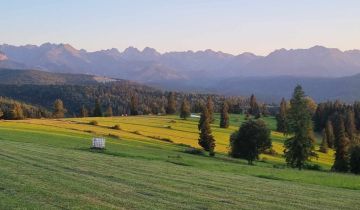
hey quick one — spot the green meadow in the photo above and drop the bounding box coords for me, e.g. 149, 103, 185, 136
0, 114, 359, 209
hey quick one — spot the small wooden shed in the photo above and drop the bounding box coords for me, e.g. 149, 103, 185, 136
92, 137, 105, 149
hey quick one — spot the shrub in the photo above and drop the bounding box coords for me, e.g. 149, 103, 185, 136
229, 119, 271, 164
184, 147, 204, 155
303, 163, 322, 171
112, 124, 121, 130
89, 120, 98, 126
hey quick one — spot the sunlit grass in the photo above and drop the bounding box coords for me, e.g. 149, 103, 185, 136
0, 114, 359, 209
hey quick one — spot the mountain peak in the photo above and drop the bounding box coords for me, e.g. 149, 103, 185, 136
142, 47, 161, 58
123, 46, 141, 54
143, 47, 159, 54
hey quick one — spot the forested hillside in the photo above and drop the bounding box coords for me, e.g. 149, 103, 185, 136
0, 82, 248, 117
0, 68, 118, 85
0, 97, 50, 119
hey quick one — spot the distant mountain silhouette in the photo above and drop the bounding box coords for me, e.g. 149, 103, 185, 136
2, 43, 360, 102
1, 44, 360, 82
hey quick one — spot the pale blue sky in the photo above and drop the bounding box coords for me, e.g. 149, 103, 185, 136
1, 0, 360, 55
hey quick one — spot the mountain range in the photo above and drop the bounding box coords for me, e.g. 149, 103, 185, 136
1, 43, 360, 102
2, 43, 360, 80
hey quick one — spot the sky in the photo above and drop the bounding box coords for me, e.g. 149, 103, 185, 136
1, 0, 360, 55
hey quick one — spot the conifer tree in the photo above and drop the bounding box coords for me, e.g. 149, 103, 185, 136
53, 99, 66, 118
247, 94, 261, 118
332, 117, 350, 172
166, 92, 177, 114
249, 94, 258, 115
11, 102, 24, 120
93, 99, 103, 117
350, 145, 360, 174
198, 105, 206, 131
105, 105, 113, 117
130, 95, 138, 116
284, 85, 317, 170
80, 105, 88, 118
180, 98, 191, 119
198, 106, 216, 156
325, 120, 335, 148
314, 103, 325, 132
345, 109, 357, 142
276, 98, 287, 132
220, 101, 229, 128
353, 102, 360, 130
206, 96, 214, 123
319, 129, 328, 153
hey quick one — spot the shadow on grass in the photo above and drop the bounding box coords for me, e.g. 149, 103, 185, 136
255, 174, 287, 181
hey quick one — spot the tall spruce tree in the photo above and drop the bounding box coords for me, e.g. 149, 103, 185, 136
249, 94, 258, 115
166, 92, 177, 115
284, 85, 317, 170
325, 120, 335, 148
350, 145, 360, 174
198, 106, 216, 156
248, 95, 261, 118
93, 99, 103, 117
180, 98, 191, 119
345, 109, 357, 142
319, 129, 329, 153
220, 101, 229, 128
53, 99, 66, 118
354, 102, 360, 130
332, 117, 350, 172
276, 98, 287, 132
206, 96, 214, 123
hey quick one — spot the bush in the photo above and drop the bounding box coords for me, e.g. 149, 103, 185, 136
184, 147, 204, 155
89, 120, 98, 126
133, 130, 141, 135
229, 120, 271, 164
112, 124, 121, 130
303, 163, 322, 171
350, 145, 360, 174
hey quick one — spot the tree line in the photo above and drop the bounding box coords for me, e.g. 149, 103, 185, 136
0, 83, 265, 119
0, 81, 276, 120
194, 86, 359, 175
276, 86, 360, 174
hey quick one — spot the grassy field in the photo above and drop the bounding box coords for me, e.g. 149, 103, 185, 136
0, 114, 359, 209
